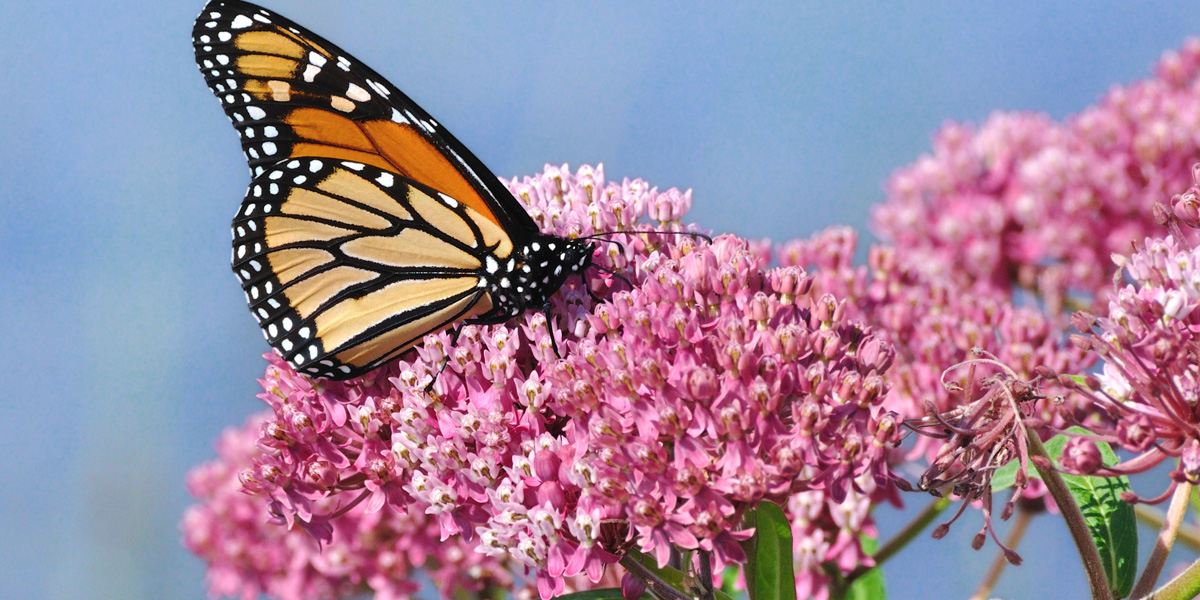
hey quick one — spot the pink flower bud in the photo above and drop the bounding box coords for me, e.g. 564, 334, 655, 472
534, 450, 562, 482
621, 572, 647, 599
1060, 437, 1103, 474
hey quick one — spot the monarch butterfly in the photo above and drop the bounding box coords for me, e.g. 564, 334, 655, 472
192, 0, 595, 380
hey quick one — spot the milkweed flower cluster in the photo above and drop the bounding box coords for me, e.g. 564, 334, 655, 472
183, 164, 904, 600
872, 39, 1200, 312
183, 414, 514, 600
1067, 231, 1200, 504
776, 228, 1091, 464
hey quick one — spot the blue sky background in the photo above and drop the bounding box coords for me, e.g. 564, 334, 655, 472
4, 2, 1200, 599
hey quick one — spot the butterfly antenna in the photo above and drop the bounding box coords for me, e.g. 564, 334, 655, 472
578, 234, 627, 257
582, 229, 713, 245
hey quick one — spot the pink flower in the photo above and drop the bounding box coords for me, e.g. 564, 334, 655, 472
184, 165, 903, 599
182, 414, 514, 600
872, 38, 1200, 313
1068, 232, 1200, 503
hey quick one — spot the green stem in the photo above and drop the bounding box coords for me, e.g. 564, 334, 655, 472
843, 497, 951, 584
620, 554, 691, 600
698, 549, 715, 600
1130, 482, 1193, 599
1142, 554, 1200, 600
1026, 432, 1113, 600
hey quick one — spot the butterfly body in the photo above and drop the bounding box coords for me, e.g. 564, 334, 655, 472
194, 0, 594, 379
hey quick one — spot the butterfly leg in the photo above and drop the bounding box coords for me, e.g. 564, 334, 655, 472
541, 302, 563, 358
424, 324, 466, 393
591, 264, 633, 291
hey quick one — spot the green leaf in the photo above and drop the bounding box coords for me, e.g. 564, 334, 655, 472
720, 565, 742, 598
744, 501, 798, 600
844, 535, 887, 600
988, 427, 1136, 597
991, 456, 1019, 492
1045, 427, 1137, 599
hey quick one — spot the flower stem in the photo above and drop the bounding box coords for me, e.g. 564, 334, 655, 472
1025, 431, 1113, 600
968, 504, 1033, 600
698, 549, 716, 600
844, 497, 951, 584
1130, 482, 1194, 599
620, 553, 692, 600
1144, 553, 1200, 600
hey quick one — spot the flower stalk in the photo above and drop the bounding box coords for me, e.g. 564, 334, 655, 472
1130, 482, 1194, 599
1025, 432, 1113, 600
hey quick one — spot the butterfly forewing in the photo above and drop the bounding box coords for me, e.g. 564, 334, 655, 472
192, 0, 538, 239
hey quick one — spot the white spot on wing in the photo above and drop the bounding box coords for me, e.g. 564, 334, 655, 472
346, 83, 371, 102
230, 14, 254, 29
376, 173, 394, 187
247, 106, 266, 120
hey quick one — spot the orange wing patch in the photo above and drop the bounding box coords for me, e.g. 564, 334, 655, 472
361, 120, 498, 225
277, 111, 503, 227
233, 30, 306, 58
236, 55, 299, 78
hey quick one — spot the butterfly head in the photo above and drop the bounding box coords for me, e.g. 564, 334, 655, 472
486, 235, 596, 317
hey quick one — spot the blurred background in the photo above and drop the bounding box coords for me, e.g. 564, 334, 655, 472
4, 1, 1200, 598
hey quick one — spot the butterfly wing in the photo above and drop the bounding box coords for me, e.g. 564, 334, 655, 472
192, 0, 538, 243
191, 0, 554, 378
232, 158, 515, 379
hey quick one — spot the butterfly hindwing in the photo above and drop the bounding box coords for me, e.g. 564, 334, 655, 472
232, 158, 514, 379
192, 0, 538, 243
